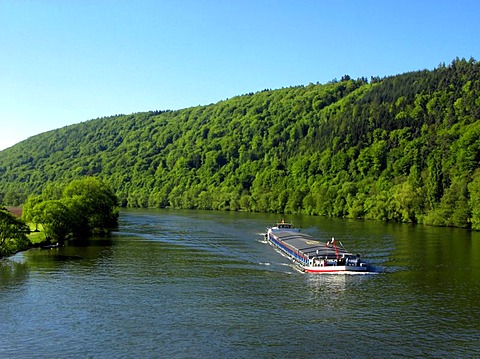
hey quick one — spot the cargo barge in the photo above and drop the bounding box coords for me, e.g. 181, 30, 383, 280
265, 221, 368, 273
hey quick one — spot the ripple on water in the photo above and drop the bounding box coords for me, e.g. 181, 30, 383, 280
1, 210, 480, 358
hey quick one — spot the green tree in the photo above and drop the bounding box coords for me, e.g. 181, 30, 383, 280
23, 178, 119, 243
62, 177, 119, 234
468, 170, 480, 230
0, 208, 30, 257
21, 195, 44, 231
426, 151, 444, 209
34, 200, 72, 243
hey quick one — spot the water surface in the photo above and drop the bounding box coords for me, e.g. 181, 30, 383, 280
1, 209, 479, 358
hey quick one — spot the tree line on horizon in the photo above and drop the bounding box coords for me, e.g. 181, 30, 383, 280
1, 57, 480, 229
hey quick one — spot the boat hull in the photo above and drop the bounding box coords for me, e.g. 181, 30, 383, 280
302, 265, 368, 273
266, 225, 369, 274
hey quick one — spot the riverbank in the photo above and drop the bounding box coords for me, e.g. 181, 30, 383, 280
1, 206, 49, 258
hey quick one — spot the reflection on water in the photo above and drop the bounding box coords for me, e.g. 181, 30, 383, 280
0, 209, 479, 358
306, 272, 349, 296
0, 257, 29, 289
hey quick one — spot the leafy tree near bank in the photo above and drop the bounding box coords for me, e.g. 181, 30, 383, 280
22, 178, 119, 243
0, 207, 30, 257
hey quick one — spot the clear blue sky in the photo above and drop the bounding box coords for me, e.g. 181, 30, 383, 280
1, 0, 479, 150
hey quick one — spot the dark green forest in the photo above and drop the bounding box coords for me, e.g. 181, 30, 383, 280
1, 58, 480, 229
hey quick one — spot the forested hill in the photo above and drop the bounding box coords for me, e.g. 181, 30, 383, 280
1, 58, 480, 229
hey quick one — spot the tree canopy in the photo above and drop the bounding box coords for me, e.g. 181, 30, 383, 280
0, 207, 30, 257
22, 178, 119, 243
1, 58, 480, 229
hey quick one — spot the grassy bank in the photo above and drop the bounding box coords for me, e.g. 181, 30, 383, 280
27, 223, 47, 244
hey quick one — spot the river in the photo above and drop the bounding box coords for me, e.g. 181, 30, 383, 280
1, 209, 479, 358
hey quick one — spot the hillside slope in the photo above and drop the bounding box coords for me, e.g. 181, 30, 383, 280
1, 58, 480, 229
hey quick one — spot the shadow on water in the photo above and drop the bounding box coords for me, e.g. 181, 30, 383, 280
20, 235, 116, 273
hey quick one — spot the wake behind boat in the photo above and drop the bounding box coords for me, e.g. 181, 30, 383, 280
265, 221, 369, 273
